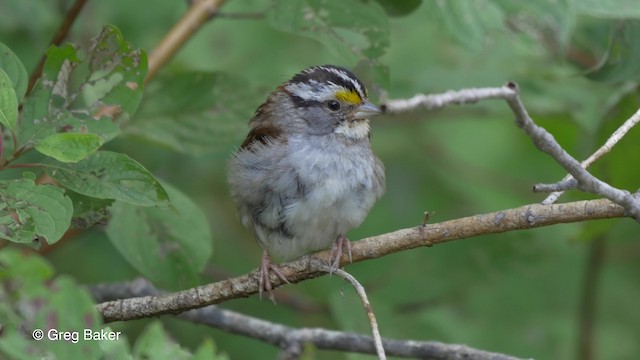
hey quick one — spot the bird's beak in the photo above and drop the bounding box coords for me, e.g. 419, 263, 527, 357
354, 100, 381, 120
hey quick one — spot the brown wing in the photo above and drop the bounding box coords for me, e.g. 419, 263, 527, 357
240, 102, 284, 150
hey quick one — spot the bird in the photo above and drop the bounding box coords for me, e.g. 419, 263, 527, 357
227, 65, 385, 301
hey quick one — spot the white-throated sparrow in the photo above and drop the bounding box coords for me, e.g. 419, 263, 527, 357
227, 65, 385, 300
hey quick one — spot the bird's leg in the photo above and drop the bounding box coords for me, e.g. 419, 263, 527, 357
329, 235, 352, 274
259, 249, 289, 303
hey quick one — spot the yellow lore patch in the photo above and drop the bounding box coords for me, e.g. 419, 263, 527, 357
334, 89, 362, 105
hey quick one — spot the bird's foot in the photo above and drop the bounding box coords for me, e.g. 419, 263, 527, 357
259, 249, 289, 303
328, 235, 352, 274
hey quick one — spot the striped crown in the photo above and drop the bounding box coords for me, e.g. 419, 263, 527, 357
285, 65, 368, 106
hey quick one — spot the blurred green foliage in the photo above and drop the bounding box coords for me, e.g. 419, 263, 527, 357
1, 0, 639, 359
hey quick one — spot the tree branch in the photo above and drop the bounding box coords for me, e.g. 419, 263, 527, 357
96, 198, 627, 322
542, 108, 640, 204
502, 82, 640, 221
89, 279, 528, 360
315, 262, 386, 359
382, 84, 640, 221
145, 0, 228, 83
26, 0, 88, 95
381, 86, 513, 113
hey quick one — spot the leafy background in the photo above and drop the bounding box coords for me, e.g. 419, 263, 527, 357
1, 0, 639, 359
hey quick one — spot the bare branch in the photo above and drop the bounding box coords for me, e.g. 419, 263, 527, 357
502, 82, 640, 221
543, 108, 640, 204
312, 262, 386, 359
96, 198, 627, 322
381, 86, 514, 114
146, 0, 228, 83
533, 178, 578, 193
89, 279, 528, 360
26, 0, 88, 95
382, 82, 640, 222
383, 84, 640, 221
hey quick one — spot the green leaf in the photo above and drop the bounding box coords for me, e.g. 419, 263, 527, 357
267, 0, 389, 82
0, 247, 54, 284
0, 68, 18, 132
19, 44, 83, 145
0, 249, 114, 360
106, 182, 212, 291
44, 151, 169, 206
192, 339, 229, 360
0, 178, 72, 244
492, 0, 575, 49
67, 190, 113, 230
426, 0, 504, 51
19, 25, 147, 148
33, 276, 104, 359
133, 323, 229, 359
126, 72, 252, 154
81, 24, 147, 120
35, 133, 103, 162
374, 0, 422, 17
577, 0, 640, 18
133, 322, 191, 360
587, 21, 640, 82
0, 41, 28, 101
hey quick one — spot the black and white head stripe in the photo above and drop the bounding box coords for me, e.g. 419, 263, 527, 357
285, 65, 367, 104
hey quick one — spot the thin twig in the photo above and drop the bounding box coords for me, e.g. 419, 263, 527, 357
312, 261, 386, 360
542, 108, 640, 204
96, 198, 627, 322
502, 82, 640, 221
385, 84, 640, 219
533, 178, 578, 193
88, 279, 528, 360
146, 0, 228, 83
26, 0, 88, 95
381, 87, 514, 114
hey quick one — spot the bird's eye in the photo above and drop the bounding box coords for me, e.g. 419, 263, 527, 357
327, 100, 341, 111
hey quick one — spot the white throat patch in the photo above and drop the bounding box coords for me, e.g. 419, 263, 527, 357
334, 119, 370, 140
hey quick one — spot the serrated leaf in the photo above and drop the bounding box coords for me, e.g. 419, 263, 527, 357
267, 0, 389, 83
0, 178, 72, 244
0, 41, 28, 101
106, 182, 212, 291
44, 151, 169, 206
0, 68, 18, 132
35, 133, 103, 162
125, 72, 251, 154
19, 25, 146, 148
